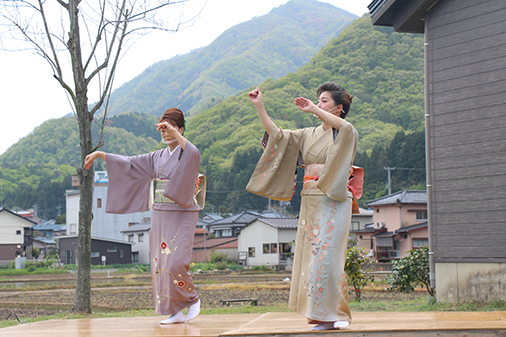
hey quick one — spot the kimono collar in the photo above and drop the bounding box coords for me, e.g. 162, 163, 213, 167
168, 144, 181, 156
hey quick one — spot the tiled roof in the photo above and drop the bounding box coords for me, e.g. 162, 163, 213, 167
193, 237, 237, 249
365, 189, 427, 207
396, 221, 428, 233
255, 218, 299, 229
33, 224, 66, 231
211, 211, 261, 225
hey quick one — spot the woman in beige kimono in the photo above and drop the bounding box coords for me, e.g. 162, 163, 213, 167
247, 83, 358, 331
84, 108, 205, 325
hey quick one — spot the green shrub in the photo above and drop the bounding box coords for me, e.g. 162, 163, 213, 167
345, 246, 374, 302
215, 261, 228, 270
387, 246, 434, 297
210, 252, 228, 263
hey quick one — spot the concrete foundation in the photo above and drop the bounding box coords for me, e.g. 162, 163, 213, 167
436, 262, 506, 303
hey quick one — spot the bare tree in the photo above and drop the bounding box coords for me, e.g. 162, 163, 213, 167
0, 0, 199, 313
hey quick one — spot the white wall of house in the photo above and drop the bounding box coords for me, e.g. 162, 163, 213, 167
350, 208, 373, 231
0, 211, 30, 245
238, 220, 297, 267
92, 185, 152, 241
65, 191, 80, 235
122, 230, 150, 264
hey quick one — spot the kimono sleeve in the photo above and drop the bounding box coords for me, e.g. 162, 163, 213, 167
246, 125, 303, 201
105, 152, 157, 214
317, 119, 359, 201
163, 141, 201, 208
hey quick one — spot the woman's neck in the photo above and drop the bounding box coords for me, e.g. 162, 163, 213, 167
322, 122, 331, 131
168, 142, 179, 152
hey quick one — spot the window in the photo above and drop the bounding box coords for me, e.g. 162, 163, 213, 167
120, 250, 124, 258
142, 217, 151, 223
416, 211, 428, 220
128, 235, 134, 242
91, 252, 99, 257
16, 230, 21, 235
280, 243, 292, 253
70, 224, 77, 234
107, 248, 117, 253
97, 198, 102, 208
248, 247, 255, 257
132, 252, 139, 262
413, 239, 428, 248
15, 251, 21, 257
350, 221, 360, 231
138, 234, 144, 242
394, 240, 401, 258
263, 243, 277, 254
222, 228, 232, 237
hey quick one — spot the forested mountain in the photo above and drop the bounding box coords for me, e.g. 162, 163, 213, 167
185, 15, 425, 213
1, 13, 427, 217
0, 113, 160, 167
104, 0, 356, 116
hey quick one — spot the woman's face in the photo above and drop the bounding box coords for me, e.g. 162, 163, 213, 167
317, 91, 340, 114
160, 121, 183, 144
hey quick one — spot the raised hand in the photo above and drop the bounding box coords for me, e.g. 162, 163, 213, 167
295, 96, 317, 113
155, 121, 178, 135
248, 87, 263, 105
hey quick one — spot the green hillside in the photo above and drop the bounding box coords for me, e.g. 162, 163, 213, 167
105, 0, 356, 116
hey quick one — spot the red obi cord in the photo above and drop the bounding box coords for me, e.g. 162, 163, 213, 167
303, 175, 319, 182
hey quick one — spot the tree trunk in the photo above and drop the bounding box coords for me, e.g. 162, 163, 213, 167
68, 0, 93, 314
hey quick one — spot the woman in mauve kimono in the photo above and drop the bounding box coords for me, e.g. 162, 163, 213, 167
84, 108, 205, 325
246, 83, 359, 331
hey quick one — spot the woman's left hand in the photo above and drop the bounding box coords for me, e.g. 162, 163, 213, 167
295, 97, 317, 114
155, 121, 178, 135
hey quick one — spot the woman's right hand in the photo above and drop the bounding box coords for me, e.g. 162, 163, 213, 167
84, 151, 106, 170
248, 87, 263, 105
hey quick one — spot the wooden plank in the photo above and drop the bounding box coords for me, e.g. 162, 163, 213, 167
431, 9, 506, 50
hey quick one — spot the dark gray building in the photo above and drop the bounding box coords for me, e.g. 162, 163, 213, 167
369, 0, 506, 302
58, 235, 132, 265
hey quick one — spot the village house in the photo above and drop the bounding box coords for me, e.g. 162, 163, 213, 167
58, 235, 132, 266
0, 208, 35, 264
237, 218, 298, 269
352, 190, 428, 262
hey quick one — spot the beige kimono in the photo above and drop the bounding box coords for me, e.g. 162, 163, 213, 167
247, 120, 358, 324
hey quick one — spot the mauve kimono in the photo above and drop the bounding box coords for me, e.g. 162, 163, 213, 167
105, 141, 204, 316
247, 120, 358, 324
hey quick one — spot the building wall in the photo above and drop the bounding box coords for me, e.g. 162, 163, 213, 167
428, 0, 506, 260
398, 229, 428, 257
59, 236, 132, 265
0, 211, 31, 245
65, 191, 80, 235
426, 0, 506, 301
123, 231, 150, 264
239, 221, 280, 267
372, 204, 426, 231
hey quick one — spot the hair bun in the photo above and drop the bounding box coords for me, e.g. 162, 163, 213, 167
347, 93, 353, 103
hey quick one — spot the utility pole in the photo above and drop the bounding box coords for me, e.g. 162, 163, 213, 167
384, 167, 396, 195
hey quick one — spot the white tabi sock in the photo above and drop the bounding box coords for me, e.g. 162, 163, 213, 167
160, 310, 185, 324
186, 299, 201, 321
311, 322, 336, 331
